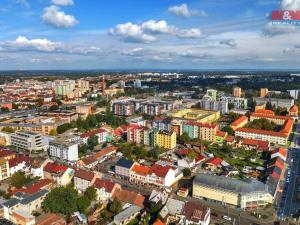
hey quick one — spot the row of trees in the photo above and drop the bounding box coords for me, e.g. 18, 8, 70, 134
57, 108, 127, 134
118, 143, 161, 160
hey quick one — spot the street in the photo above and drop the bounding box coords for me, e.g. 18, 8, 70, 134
277, 123, 300, 221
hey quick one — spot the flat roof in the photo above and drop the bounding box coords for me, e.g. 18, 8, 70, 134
193, 173, 269, 194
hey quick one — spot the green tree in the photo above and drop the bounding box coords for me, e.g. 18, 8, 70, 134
1, 126, 14, 133
49, 129, 58, 136
42, 186, 78, 216
187, 151, 198, 159
223, 126, 235, 136
49, 105, 59, 111
98, 210, 110, 225
178, 132, 190, 143
78, 144, 88, 157
76, 196, 91, 213
84, 186, 97, 201
87, 135, 99, 150
108, 199, 122, 214
57, 123, 72, 134
182, 168, 191, 177
11, 171, 31, 188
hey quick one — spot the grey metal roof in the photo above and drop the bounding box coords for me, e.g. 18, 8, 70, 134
20, 189, 48, 205
114, 205, 141, 224
2, 198, 19, 208
193, 173, 269, 194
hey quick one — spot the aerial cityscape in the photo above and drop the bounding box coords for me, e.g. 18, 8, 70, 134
0, 0, 300, 225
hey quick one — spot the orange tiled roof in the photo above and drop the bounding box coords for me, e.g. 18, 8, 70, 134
236, 127, 288, 137
255, 109, 275, 115
131, 164, 150, 176
289, 105, 298, 113
231, 116, 248, 126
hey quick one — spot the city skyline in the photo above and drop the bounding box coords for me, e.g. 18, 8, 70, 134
0, 0, 300, 70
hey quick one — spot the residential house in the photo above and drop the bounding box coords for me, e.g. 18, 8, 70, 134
113, 205, 142, 225
93, 178, 121, 202
74, 169, 98, 193
182, 201, 210, 225
115, 158, 135, 180
43, 162, 74, 186
148, 164, 177, 187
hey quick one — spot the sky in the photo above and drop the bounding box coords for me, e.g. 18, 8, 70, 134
0, 0, 299, 70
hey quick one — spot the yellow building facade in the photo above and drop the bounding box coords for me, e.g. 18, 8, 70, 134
155, 130, 176, 149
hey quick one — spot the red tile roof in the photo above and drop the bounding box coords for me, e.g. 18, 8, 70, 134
272, 147, 287, 157
195, 155, 205, 163
255, 109, 275, 115
242, 139, 269, 150
74, 169, 95, 181
12, 179, 52, 195
205, 157, 223, 166
94, 146, 117, 158
251, 113, 290, 121
43, 162, 68, 174
281, 118, 293, 134
0, 149, 15, 158
149, 164, 174, 178
80, 128, 107, 138
216, 130, 227, 137
236, 127, 288, 137
8, 156, 31, 167
289, 105, 298, 113
183, 201, 209, 223
112, 189, 145, 208
94, 178, 116, 193
153, 219, 166, 225
231, 116, 248, 127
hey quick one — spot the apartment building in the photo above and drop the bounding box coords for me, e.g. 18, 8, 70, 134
48, 140, 78, 162
11, 130, 45, 152
182, 121, 218, 142
155, 130, 176, 149
198, 100, 228, 114
220, 96, 248, 109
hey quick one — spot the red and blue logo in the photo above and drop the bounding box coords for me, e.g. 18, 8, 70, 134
272, 10, 300, 25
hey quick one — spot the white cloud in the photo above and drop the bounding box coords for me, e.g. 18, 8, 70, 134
219, 39, 237, 47
169, 4, 191, 17
264, 21, 297, 36
176, 28, 201, 39
141, 20, 174, 34
109, 22, 156, 43
109, 20, 201, 42
168, 3, 207, 17
42, 5, 78, 28
281, 0, 300, 10
180, 50, 213, 59
14, 0, 30, 8
121, 48, 144, 56
9, 36, 60, 52
52, 0, 74, 6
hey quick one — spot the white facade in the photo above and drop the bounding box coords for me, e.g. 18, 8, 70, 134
49, 141, 78, 161
221, 96, 248, 109
11, 130, 45, 152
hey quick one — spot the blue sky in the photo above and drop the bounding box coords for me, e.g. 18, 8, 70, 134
0, 0, 299, 70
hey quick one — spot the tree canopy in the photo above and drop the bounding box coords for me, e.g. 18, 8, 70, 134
42, 186, 78, 215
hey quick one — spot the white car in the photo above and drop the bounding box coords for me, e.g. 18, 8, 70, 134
222, 215, 232, 221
